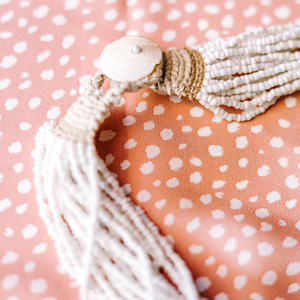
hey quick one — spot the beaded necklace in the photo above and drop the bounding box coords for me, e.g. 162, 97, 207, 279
34, 23, 300, 300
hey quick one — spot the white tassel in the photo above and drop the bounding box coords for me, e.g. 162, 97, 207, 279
193, 23, 300, 121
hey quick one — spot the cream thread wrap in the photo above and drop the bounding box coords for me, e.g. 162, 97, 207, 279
34, 49, 207, 300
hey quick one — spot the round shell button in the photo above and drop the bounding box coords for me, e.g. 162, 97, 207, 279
99, 36, 162, 82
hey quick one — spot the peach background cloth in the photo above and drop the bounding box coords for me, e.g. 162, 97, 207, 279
1, 0, 300, 299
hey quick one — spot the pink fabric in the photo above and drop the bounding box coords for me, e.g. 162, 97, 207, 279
1, 0, 300, 299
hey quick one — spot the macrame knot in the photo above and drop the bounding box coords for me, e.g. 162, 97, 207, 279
154, 48, 206, 100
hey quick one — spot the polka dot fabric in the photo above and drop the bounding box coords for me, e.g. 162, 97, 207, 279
1, 0, 300, 299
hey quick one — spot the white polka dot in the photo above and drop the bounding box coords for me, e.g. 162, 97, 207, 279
205, 29, 220, 41
164, 213, 175, 226
30, 278, 48, 293
234, 214, 244, 221
196, 276, 211, 292
51, 14, 66, 26
169, 157, 183, 171
197, 19, 209, 31
278, 157, 288, 168
260, 14, 272, 26
243, 5, 257, 18
22, 224, 38, 239
13, 41, 27, 53
278, 119, 290, 128
250, 293, 263, 300
251, 124, 263, 133
149, 1, 162, 13
190, 172, 202, 184
286, 262, 300, 276
28, 25, 38, 34
40, 34, 54, 42
4, 98, 18, 111
295, 221, 300, 231
283, 236, 298, 248
233, 275, 247, 290
270, 137, 284, 148
284, 96, 296, 108
197, 126, 211, 137
182, 126, 192, 132
261, 270, 277, 285
288, 283, 300, 293
153, 104, 164, 115
257, 242, 274, 256
266, 191, 281, 203
190, 106, 203, 117
185, 36, 197, 47
83, 21, 95, 30
18, 17, 28, 28
140, 162, 154, 174
18, 80, 31, 90
145, 145, 160, 158
136, 190, 151, 202
59, 55, 69, 65
274, 5, 291, 20
189, 157, 201, 166
40, 69, 54, 80
208, 145, 223, 157
221, 14, 234, 28
237, 250, 252, 265
124, 139, 137, 149
186, 217, 200, 233
162, 30, 176, 42
16, 203, 28, 214
1, 251, 18, 264
37, 50, 51, 64
61, 35, 75, 49
0, 78, 11, 90
115, 20, 126, 31
3, 228, 13, 237
154, 199, 166, 209
126, 0, 137, 6
204, 4, 219, 15
143, 121, 155, 130
64, 0, 79, 10
120, 160, 130, 170
285, 175, 299, 189
211, 210, 224, 219
104, 9, 118, 20
153, 180, 161, 187
166, 9, 181, 20
200, 194, 212, 204
166, 177, 179, 188
179, 198, 193, 209
229, 198, 241, 210
184, 2, 197, 13
19, 123, 31, 131
143, 21, 158, 33
189, 244, 204, 254
0, 55, 17, 69
224, 238, 237, 252
294, 146, 300, 154
242, 225, 256, 237
209, 224, 225, 239
236, 180, 248, 190
255, 208, 269, 218
216, 265, 228, 277
8, 142, 22, 154
6, 296, 19, 300
205, 255, 215, 265
160, 129, 173, 140
260, 222, 272, 231
65, 69, 76, 78
32, 242, 47, 254
2, 274, 19, 290
32, 5, 49, 18
238, 158, 248, 168
178, 143, 187, 150
236, 136, 248, 149
17, 179, 31, 194
257, 165, 270, 177
122, 116, 136, 126
0, 31, 13, 39
24, 261, 36, 272
131, 8, 145, 20
212, 180, 225, 189
226, 122, 239, 133
99, 130, 116, 142
135, 101, 147, 112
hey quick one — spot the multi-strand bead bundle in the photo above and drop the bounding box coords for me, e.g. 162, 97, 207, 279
193, 23, 300, 121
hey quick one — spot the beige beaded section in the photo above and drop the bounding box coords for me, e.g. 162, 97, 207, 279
155, 48, 206, 100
